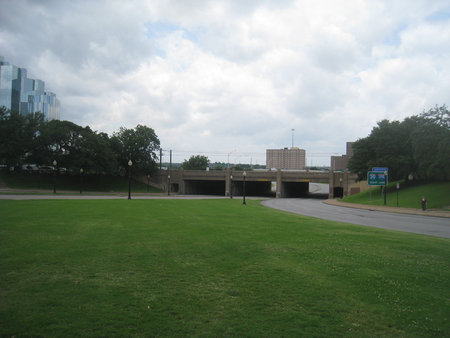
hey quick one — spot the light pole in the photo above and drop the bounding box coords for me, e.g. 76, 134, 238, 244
242, 171, 247, 205
167, 174, 171, 196
230, 175, 233, 199
228, 150, 236, 168
383, 170, 388, 205
147, 175, 150, 192
80, 168, 83, 194
234, 156, 241, 167
53, 160, 57, 194
128, 159, 132, 200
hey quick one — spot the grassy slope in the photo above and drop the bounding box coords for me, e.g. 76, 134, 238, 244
1, 199, 449, 337
342, 181, 450, 210
0, 171, 162, 193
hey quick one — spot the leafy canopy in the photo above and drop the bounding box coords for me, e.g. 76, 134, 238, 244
348, 105, 450, 181
181, 155, 210, 170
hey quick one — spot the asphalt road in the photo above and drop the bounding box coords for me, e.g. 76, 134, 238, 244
262, 195, 450, 239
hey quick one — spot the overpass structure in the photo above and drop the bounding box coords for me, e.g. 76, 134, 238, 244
149, 168, 361, 199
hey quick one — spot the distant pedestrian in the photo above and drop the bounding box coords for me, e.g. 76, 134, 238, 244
421, 197, 427, 211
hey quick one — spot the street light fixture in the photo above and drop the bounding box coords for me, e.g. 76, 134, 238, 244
242, 171, 247, 205
147, 175, 150, 192
80, 168, 83, 194
168, 174, 171, 196
128, 159, 133, 200
228, 150, 236, 168
53, 160, 57, 194
230, 175, 233, 199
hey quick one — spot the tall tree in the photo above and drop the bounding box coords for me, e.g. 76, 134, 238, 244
421, 104, 450, 129
412, 105, 450, 179
0, 107, 44, 171
348, 119, 416, 181
32, 120, 117, 174
181, 155, 210, 170
349, 106, 450, 182
111, 125, 160, 174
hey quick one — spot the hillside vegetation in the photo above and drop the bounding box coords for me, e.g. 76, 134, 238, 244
342, 181, 450, 210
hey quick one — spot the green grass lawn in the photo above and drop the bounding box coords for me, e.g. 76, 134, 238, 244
1, 199, 449, 337
342, 181, 450, 210
0, 171, 162, 193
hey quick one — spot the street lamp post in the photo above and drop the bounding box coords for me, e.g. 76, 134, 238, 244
242, 171, 247, 205
228, 150, 236, 168
230, 175, 233, 199
147, 175, 150, 192
53, 160, 57, 194
168, 174, 171, 196
128, 160, 133, 200
383, 170, 388, 205
80, 168, 83, 194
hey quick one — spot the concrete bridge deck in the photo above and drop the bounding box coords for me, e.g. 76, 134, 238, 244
147, 168, 361, 198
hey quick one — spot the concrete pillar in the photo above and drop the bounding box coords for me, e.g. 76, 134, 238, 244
276, 169, 282, 198
225, 168, 231, 196
328, 170, 334, 198
179, 167, 185, 194
344, 169, 349, 197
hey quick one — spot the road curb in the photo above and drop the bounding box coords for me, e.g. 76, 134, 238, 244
323, 199, 450, 218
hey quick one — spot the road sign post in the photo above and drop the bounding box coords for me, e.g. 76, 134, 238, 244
367, 170, 388, 204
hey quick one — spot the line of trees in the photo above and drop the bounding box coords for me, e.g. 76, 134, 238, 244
0, 107, 161, 176
348, 105, 450, 181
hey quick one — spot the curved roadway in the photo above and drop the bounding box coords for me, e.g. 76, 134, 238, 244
262, 184, 450, 239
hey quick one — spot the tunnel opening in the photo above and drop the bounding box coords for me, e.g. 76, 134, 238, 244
282, 182, 310, 198
233, 181, 274, 197
184, 180, 226, 195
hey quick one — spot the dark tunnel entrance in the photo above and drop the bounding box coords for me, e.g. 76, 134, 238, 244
182, 179, 313, 198
232, 180, 274, 197
282, 181, 310, 198
184, 180, 226, 195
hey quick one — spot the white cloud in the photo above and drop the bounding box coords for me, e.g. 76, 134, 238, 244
1, 0, 449, 166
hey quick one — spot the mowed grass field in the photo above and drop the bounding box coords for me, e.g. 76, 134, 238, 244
1, 198, 449, 337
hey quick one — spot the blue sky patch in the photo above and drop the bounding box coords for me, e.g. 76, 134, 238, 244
426, 9, 450, 22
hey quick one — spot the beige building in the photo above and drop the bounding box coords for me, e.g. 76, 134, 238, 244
266, 147, 306, 170
330, 142, 355, 170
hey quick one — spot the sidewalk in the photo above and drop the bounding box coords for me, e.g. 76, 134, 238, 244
324, 199, 450, 218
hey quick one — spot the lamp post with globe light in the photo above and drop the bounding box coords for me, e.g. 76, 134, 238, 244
128, 160, 132, 199
230, 174, 233, 199
80, 168, 83, 194
168, 174, 171, 196
53, 160, 57, 194
242, 171, 247, 205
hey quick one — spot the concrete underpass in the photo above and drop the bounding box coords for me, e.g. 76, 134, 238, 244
151, 168, 360, 198
181, 179, 310, 198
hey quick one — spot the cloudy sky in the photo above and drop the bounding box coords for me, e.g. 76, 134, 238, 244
1, 0, 449, 166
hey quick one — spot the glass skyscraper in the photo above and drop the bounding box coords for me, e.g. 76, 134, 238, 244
0, 55, 60, 120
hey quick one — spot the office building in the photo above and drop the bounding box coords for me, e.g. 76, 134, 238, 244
330, 142, 355, 170
0, 56, 60, 120
266, 147, 306, 170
